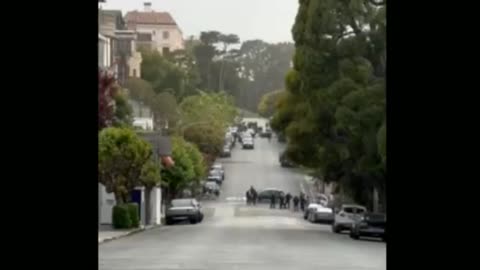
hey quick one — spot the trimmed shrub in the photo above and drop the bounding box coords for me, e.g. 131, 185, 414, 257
126, 203, 140, 228
112, 204, 131, 229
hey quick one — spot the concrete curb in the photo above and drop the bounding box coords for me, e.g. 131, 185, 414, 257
98, 225, 160, 245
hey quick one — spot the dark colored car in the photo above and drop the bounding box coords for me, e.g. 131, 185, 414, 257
257, 188, 285, 202
165, 198, 204, 225
279, 151, 295, 167
350, 212, 386, 241
220, 146, 231, 157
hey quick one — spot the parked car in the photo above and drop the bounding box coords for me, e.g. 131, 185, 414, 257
279, 151, 295, 167
204, 181, 220, 196
165, 198, 204, 225
220, 146, 231, 157
350, 212, 386, 241
260, 128, 272, 138
304, 203, 334, 224
242, 137, 254, 149
207, 174, 222, 185
257, 188, 285, 202
332, 204, 367, 233
247, 128, 256, 138
211, 164, 225, 179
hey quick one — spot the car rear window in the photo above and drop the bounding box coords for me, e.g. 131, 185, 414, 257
356, 208, 366, 214
171, 199, 192, 207
344, 207, 354, 213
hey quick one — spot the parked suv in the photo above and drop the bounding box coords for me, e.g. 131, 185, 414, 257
332, 204, 367, 233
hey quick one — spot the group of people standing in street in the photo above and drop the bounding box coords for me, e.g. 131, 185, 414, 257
245, 186, 308, 212
269, 192, 307, 211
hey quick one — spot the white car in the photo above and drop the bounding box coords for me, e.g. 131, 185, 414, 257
332, 204, 367, 233
304, 203, 334, 224
242, 138, 254, 149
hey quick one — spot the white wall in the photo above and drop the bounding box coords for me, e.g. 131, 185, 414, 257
150, 188, 162, 225
98, 34, 111, 68
98, 183, 116, 224
134, 24, 184, 53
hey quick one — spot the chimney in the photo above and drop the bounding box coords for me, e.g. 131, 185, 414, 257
144, 2, 152, 12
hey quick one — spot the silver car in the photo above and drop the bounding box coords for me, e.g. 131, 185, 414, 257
165, 198, 204, 225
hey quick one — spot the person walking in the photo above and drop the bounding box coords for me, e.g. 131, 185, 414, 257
250, 186, 258, 206
246, 190, 251, 205
293, 196, 299, 211
270, 193, 276, 209
285, 193, 292, 209
279, 193, 285, 209
300, 193, 306, 212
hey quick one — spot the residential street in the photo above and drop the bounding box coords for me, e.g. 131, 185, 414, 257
99, 136, 386, 270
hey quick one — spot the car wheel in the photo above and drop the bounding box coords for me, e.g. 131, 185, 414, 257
303, 211, 308, 220
382, 235, 386, 242
332, 224, 341, 233
350, 231, 359, 240
198, 213, 204, 222
190, 217, 198, 224
165, 218, 173, 225
308, 213, 316, 223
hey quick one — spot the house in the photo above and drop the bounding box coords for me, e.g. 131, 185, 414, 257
98, 34, 111, 68
99, 9, 145, 85
113, 30, 143, 84
125, 2, 185, 55
128, 99, 154, 131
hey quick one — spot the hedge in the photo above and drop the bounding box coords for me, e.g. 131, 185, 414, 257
126, 203, 140, 228
112, 204, 131, 229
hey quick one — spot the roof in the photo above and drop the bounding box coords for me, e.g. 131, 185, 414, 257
99, 9, 125, 30
125, 11, 177, 25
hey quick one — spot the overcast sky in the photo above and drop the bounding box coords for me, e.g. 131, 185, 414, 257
101, 0, 299, 43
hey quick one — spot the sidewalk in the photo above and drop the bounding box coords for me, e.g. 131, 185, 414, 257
98, 224, 158, 244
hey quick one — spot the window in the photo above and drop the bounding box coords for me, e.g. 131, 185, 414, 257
133, 69, 137, 77
163, 31, 169, 39
162, 47, 170, 55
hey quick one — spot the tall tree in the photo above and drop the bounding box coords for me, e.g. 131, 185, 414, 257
140, 49, 187, 99
218, 34, 240, 91
272, 0, 386, 209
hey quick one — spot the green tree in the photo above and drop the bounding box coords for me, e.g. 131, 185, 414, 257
178, 91, 237, 157
257, 90, 286, 117
124, 77, 180, 130
140, 49, 187, 99
183, 141, 207, 195
236, 40, 294, 111
161, 136, 196, 200
112, 90, 133, 128
218, 34, 240, 91
272, 0, 386, 209
99, 127, 152, 203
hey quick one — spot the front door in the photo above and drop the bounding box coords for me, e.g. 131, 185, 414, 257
131, 190, 142, 223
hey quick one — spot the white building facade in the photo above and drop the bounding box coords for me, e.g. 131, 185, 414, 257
125, 2, 184, 55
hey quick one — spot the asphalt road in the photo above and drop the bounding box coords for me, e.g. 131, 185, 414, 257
99, 134, 386, 270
